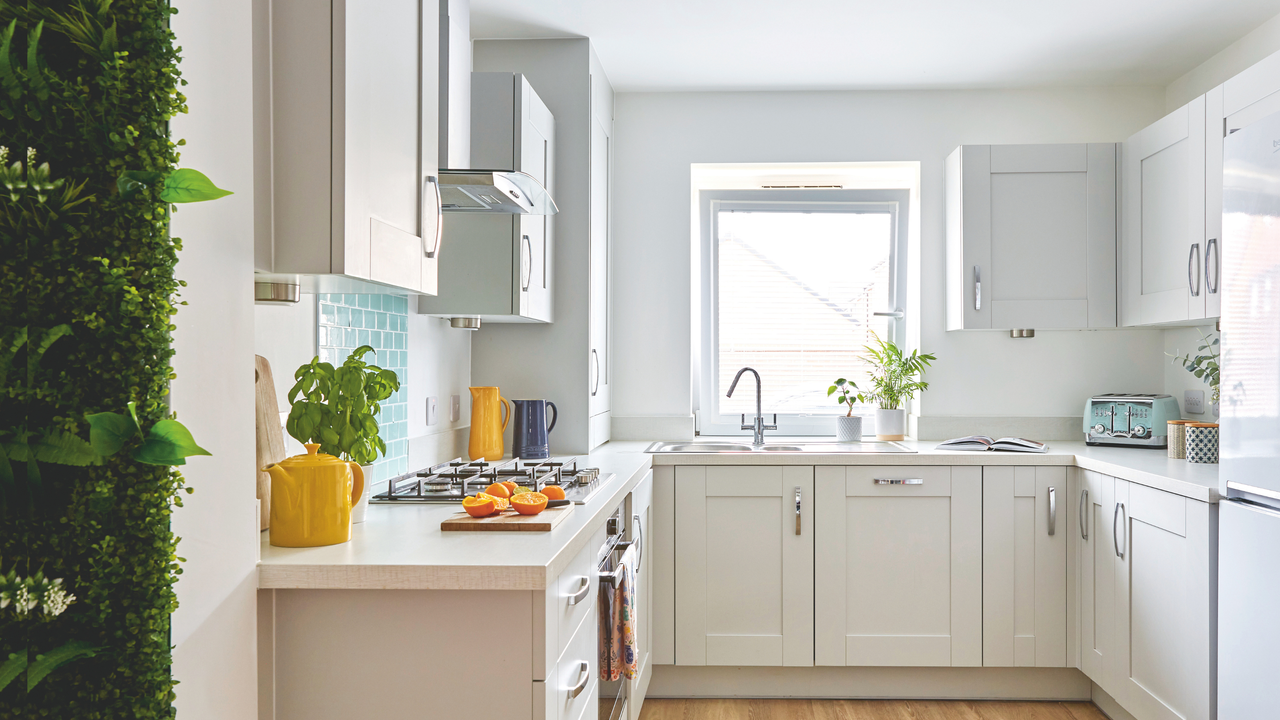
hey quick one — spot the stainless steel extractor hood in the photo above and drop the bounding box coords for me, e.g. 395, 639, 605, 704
438, 169, 558, 215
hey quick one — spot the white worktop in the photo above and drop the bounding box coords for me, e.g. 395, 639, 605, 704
649, 438, 1220, 503
258, 441, 654, 591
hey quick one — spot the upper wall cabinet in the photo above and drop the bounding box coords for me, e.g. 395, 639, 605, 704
1120, 96, 1210, 326
417, 73, 555, 322
946, 144, 1118, 331
261, 0, 441, 296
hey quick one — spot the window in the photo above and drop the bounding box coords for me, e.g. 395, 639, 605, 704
698, 189, 910, 436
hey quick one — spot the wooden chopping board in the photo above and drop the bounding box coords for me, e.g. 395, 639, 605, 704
255, 355, 288, 531
440, 504, 574, 532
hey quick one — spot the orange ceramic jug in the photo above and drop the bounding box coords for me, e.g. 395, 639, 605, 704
263, 444, 364, 547
469, 386, 511, 461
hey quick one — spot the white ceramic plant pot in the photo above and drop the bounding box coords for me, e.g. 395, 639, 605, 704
350, 464, 373, 524
875, 408, 906, 441
836, 415, 863, 442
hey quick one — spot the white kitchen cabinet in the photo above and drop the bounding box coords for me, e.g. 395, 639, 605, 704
1077, 469, 1117, 694
588, 99, 613, 430
946, 143, 1117, 330
814, 466, 982, 667
674, 466, 815, 667
1112, 480, 1216, 720
1121, 96, 1210, 326
628, 472, 653, 720
262, 0, 440, 295
981, 467, 1068, 667
418, 73, 556, 322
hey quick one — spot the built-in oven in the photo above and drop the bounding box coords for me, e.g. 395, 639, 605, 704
597, 497, 643, 720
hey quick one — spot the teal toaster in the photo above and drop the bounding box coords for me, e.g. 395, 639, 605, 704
1084, 394, 1182, 448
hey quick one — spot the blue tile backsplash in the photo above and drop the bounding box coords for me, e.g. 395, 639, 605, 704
316, 293, 410, 486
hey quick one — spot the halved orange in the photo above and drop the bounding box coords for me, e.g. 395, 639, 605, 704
484, 482, 512, 499
511, 492, 548, 515
540, 485, 566, 501
463, 494, 498, 518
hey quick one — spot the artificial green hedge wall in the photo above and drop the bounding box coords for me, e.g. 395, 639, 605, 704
1, 0, 188, 717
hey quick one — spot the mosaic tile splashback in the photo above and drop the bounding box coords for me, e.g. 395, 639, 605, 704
316, 293, 409, 487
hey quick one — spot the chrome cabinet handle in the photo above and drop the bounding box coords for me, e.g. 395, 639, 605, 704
633, 514, 644, 571
1206, 238, 1219, 294
874, 478, 924, 485
1048, 487, 1057, 536
566, 576, 590, 606
590, 349, 600, 395
1113, 502, 1127, 559
569, 661, 590, 698
974, 265, 982, 310
422, 176, 443, 259
1080, 489, 1089, 540
1188, 243, 1201, 297
795, 487, 802, 535
521, 234, 533, 291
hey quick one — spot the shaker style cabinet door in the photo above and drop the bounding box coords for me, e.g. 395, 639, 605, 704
675, 466, 815, 667
588, 108, 612, 422
1078, 470, 1117, 692
981, 467, 1068, 667
945, 143, 1117, 330
814, 466, 982, 667
628, 472, 654, 720
1112, 481, 1215, 720
1121, 96, 1208, 326
518, 86, 554, 323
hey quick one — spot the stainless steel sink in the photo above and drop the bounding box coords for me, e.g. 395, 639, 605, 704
645, 440, 916, 454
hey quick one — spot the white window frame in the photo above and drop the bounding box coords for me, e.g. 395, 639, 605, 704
697, 188, 910, 437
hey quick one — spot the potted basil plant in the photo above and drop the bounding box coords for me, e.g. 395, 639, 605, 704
286, 345, 401, 523
827, 378, 867, 442
861, 333, 936, 441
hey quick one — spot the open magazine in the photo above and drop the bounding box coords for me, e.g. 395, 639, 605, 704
936, 436, 1048, 453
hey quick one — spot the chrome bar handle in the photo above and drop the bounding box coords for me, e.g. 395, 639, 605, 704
422, 176, 443, 258
974, 265, 982, 310
590, 349, 600, 396
633, 514, 644, 571
874, 478, 924, 485
569, 661, 590, 698
521, 235, 533, 291
1188, 243, 1201, 297
1206, 238, 1219, 294
1048, 487, 1057, 536
566, 576, 590, 606
1114, 502, 1127, 559
795, 487, 802, 535
1080, 489, 1089, 540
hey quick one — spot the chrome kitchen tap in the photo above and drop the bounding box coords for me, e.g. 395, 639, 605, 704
727, 367, 777, 447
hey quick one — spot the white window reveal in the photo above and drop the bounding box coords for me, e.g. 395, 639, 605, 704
698, 189, 910, 437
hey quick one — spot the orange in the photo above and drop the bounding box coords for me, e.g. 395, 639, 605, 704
540, 485, 566, 501
511, 492, 548, 515
463, 494, 498, 518
484, 482, 512, 499
500, 481, 519, 495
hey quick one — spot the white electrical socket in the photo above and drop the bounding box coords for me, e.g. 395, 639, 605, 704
1185, 389, 1205, 414
427, 397, 438, 426
450, 395, 461, 423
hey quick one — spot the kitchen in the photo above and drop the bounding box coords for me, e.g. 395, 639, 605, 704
4, 1, 1280, 719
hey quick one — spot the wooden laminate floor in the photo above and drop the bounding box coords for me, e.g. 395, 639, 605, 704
638, 699, 1110, 720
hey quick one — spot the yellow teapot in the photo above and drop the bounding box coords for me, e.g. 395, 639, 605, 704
263, 444, 365, 547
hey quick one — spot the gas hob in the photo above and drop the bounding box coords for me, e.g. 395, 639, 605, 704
369, 456, 613, 505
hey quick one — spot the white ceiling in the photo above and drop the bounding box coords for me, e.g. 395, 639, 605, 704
469, 0, 1280, 92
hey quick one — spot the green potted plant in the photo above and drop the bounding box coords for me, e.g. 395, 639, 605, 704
827, 378, 867, 442
285, 346, 401, 523
860, 333, 937, 441
1170, 330, 1220, 418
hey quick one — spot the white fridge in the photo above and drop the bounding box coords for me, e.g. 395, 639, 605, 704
1219, 108, 1280, 719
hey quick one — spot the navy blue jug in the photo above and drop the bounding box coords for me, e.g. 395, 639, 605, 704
511, 399, 558, 460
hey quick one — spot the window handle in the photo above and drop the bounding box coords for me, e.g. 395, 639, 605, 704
873, 310, 904, 319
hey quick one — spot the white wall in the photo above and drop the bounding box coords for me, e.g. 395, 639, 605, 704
1167, 9, 1280, 111
168, 0, 259, 717
406, 313, 473, 470
612, 87, 1170, 435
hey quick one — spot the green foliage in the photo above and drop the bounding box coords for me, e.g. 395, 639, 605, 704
826, 378, 867, 417
1169, 330, 1221, 405
287, 346, 402, 465
0, 0, 191, 715
859, 333, 937, 410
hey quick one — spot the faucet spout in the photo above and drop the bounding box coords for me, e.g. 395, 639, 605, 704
727, 367, 774, 446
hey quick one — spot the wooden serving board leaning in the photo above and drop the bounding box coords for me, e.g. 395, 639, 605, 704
440, 504, 574, 532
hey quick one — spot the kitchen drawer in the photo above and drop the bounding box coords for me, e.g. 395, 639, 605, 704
842, 466, 954, 496
554, 599, 598, 720
556, 525, 606, 661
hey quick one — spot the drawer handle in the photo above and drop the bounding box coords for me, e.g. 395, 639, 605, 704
874, 478, 923, 485
1080, 489, 1089, 540
566, 576, 590, 606
1047, 486, 1057, 536
569, 661, 590, 698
